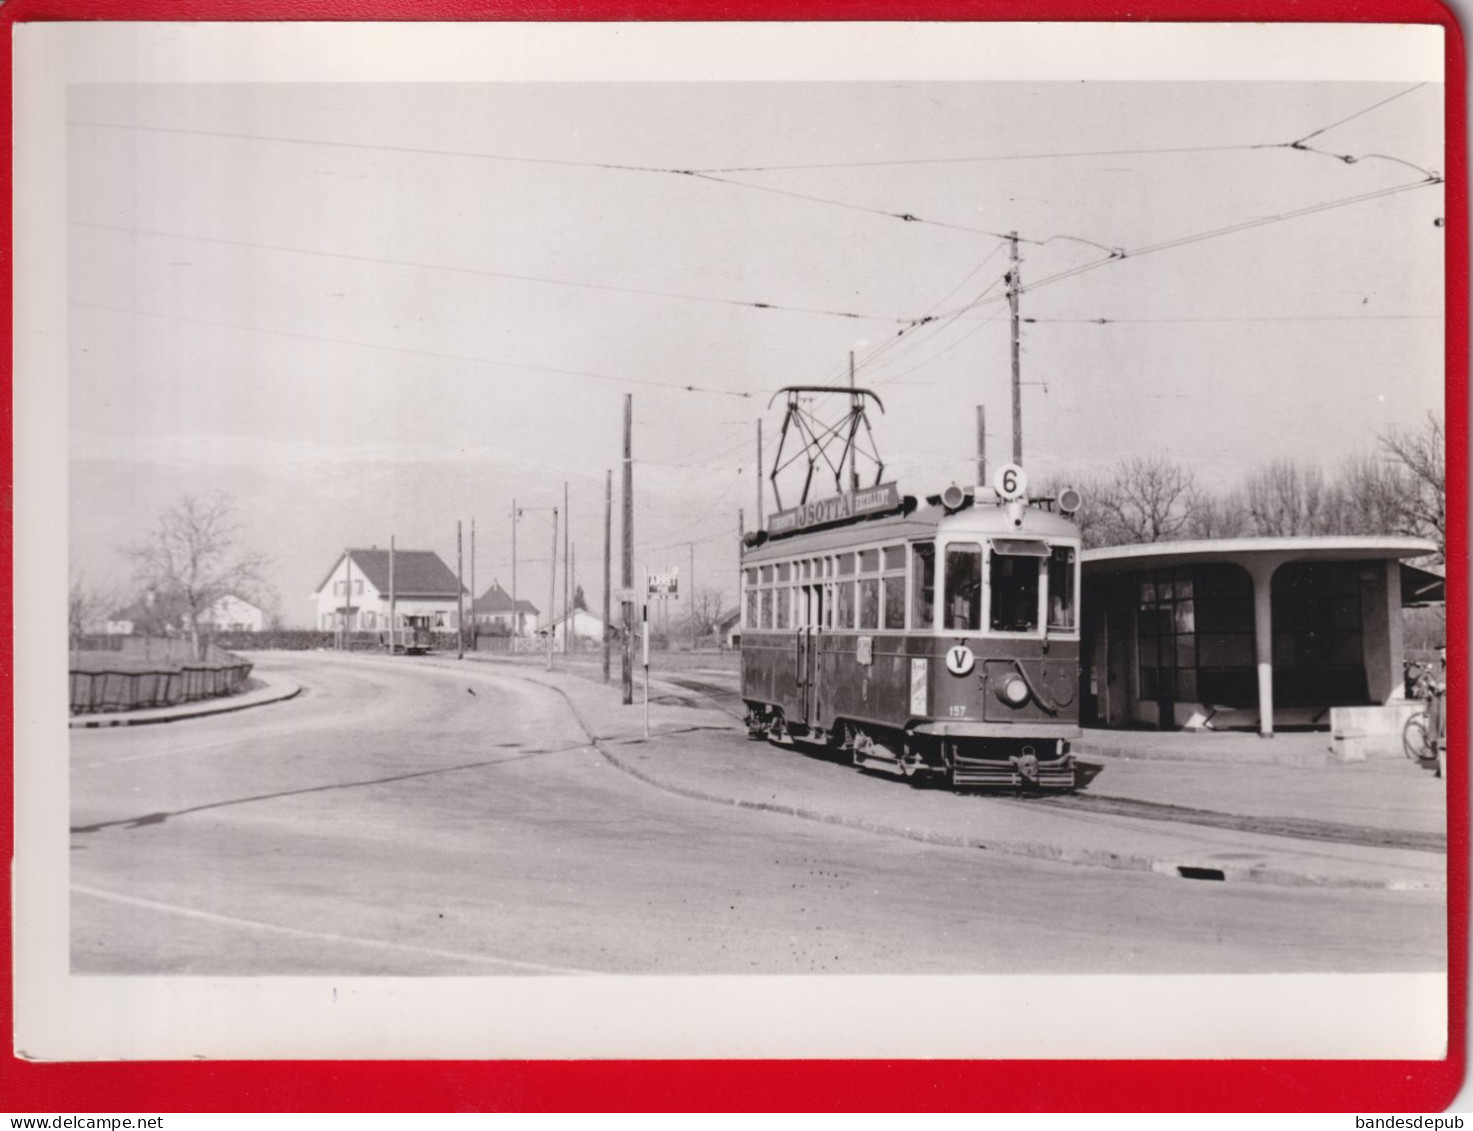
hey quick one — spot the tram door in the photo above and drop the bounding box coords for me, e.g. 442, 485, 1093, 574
797, 579, 823, 726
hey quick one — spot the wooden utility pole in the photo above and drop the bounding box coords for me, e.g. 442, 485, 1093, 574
976, 405, 987, 486
622, 395, 634, 705
603, 468, 612, 684
389, 537, 396, 651
689, 541, 696, 649
456, 519, 464, 661
548, 507, 558, 672
511, 499, 518, 645
343, 549, 352, 650
756, 420, 764, 528
849, 350, 859, 491
571, 541, 577, 647
563, 481, 570, 654
470, 516, 476, 653
1009, 231, 1023, 466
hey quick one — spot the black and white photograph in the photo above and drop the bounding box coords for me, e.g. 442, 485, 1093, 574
14, 22, 1450, 1061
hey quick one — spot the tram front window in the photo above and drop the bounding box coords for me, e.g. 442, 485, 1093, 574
945, 544, 983, 632
911, 542, 936, 631
990, 550, 1041, 632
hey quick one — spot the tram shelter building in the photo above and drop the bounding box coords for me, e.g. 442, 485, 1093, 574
1080, 536, 1441, 736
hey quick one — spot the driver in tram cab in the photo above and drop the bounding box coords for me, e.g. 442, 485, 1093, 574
950, 577, 978, 631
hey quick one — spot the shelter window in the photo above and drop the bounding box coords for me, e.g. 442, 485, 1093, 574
1047, 547, 1077, 631
911, 542, 936, 631
946, 543, 984, 632
988, 544, 1044, 632
1139, 567, 1197, 701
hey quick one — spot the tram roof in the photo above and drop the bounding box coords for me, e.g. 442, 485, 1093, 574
743, 497, 1079, 562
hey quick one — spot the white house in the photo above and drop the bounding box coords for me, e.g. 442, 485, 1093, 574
472, 581, 541, 635
547, 608, 605, 649
198, 593, 265, 632
312, 548, 468, 634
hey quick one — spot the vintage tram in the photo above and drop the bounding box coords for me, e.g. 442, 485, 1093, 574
739, 478, 1090, 789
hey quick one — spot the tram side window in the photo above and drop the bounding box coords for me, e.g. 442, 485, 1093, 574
911, 542, 936, 631
882, 544, 906, 630
857, 549, 880, 629
744, 568, 758, 629
945, 544, 984, 632
760, 587, 773, 629
775, 582, 791, 629
1048, 546, 1077, 631
989, 551, 1041, 632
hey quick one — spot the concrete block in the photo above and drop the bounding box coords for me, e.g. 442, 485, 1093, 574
1330, 703, 1421, 762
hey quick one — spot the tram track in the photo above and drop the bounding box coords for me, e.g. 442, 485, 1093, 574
1005, 792, 1445, 853
647, 672, 1443, 854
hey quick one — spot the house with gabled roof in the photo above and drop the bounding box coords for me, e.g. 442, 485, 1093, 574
471, 581, 540, 636
312, 547, 468, 635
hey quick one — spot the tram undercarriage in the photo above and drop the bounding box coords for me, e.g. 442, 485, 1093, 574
744, 706, 1089, 792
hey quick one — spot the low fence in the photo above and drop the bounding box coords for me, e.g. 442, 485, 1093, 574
69, 637, 254, 714
70, 663, 255, 714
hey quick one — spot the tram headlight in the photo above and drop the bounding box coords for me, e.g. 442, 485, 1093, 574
998, 675, 1030, 706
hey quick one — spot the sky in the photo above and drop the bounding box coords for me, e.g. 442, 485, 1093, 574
65, 76, 1446, 626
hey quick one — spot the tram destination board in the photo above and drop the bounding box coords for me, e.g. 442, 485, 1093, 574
767, 482, 902, 536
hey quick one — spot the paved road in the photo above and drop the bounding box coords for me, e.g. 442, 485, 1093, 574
71, 653, 1445, 975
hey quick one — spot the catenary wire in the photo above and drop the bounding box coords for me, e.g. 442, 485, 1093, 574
71, 300, 761, 400
70, 220, 919, 327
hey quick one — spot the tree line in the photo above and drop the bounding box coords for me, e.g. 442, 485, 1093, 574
1049, 414, 1445, 561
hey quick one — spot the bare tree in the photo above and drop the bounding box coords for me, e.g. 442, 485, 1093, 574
1244, 461, 1334, 536
127, 494, 269, 659
1379, 413, 1445, 559
683, 586, 728, 639
1328, 453, 1414, 539
68, 573, 117, 650
1183, 486, 1250, 540
1094, 455, 1199, 544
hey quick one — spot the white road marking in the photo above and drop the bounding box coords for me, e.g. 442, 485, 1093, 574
72, 884, 603, 976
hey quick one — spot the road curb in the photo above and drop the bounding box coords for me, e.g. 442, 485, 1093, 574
516, 669, 1444, 894
69, 679, 302, 729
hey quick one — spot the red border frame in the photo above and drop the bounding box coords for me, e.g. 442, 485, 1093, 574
4, 4, 1465, 1112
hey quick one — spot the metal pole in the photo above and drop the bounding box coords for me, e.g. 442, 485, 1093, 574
389, 537, 396, 651
976, 405, 987, 486
511, 498, 518, 646
622, 394, 634, 705
571, 541, 577, 649
756, 420, 764, 528
642, 586, 650, 738
1009, 231, 1023, 466
470, 516, 476, 654
456, 520, 464, 661
603, 468, 612, 684
548, 507, 558, 671
690, 541, 696, 650
563, 480, 570, 654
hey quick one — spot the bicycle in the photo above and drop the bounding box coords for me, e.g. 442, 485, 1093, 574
1402, 660, 1444, 774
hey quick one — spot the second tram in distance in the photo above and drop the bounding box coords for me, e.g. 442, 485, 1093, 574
740, 477, 1091, 790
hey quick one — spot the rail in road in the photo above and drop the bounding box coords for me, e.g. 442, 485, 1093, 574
641, 668, 1443, 856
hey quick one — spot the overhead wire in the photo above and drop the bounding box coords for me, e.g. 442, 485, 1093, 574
70, 219, 917, 326
71, 300, 759, 399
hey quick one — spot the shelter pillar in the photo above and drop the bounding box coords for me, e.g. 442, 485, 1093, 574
1246, 557, 1286, 738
